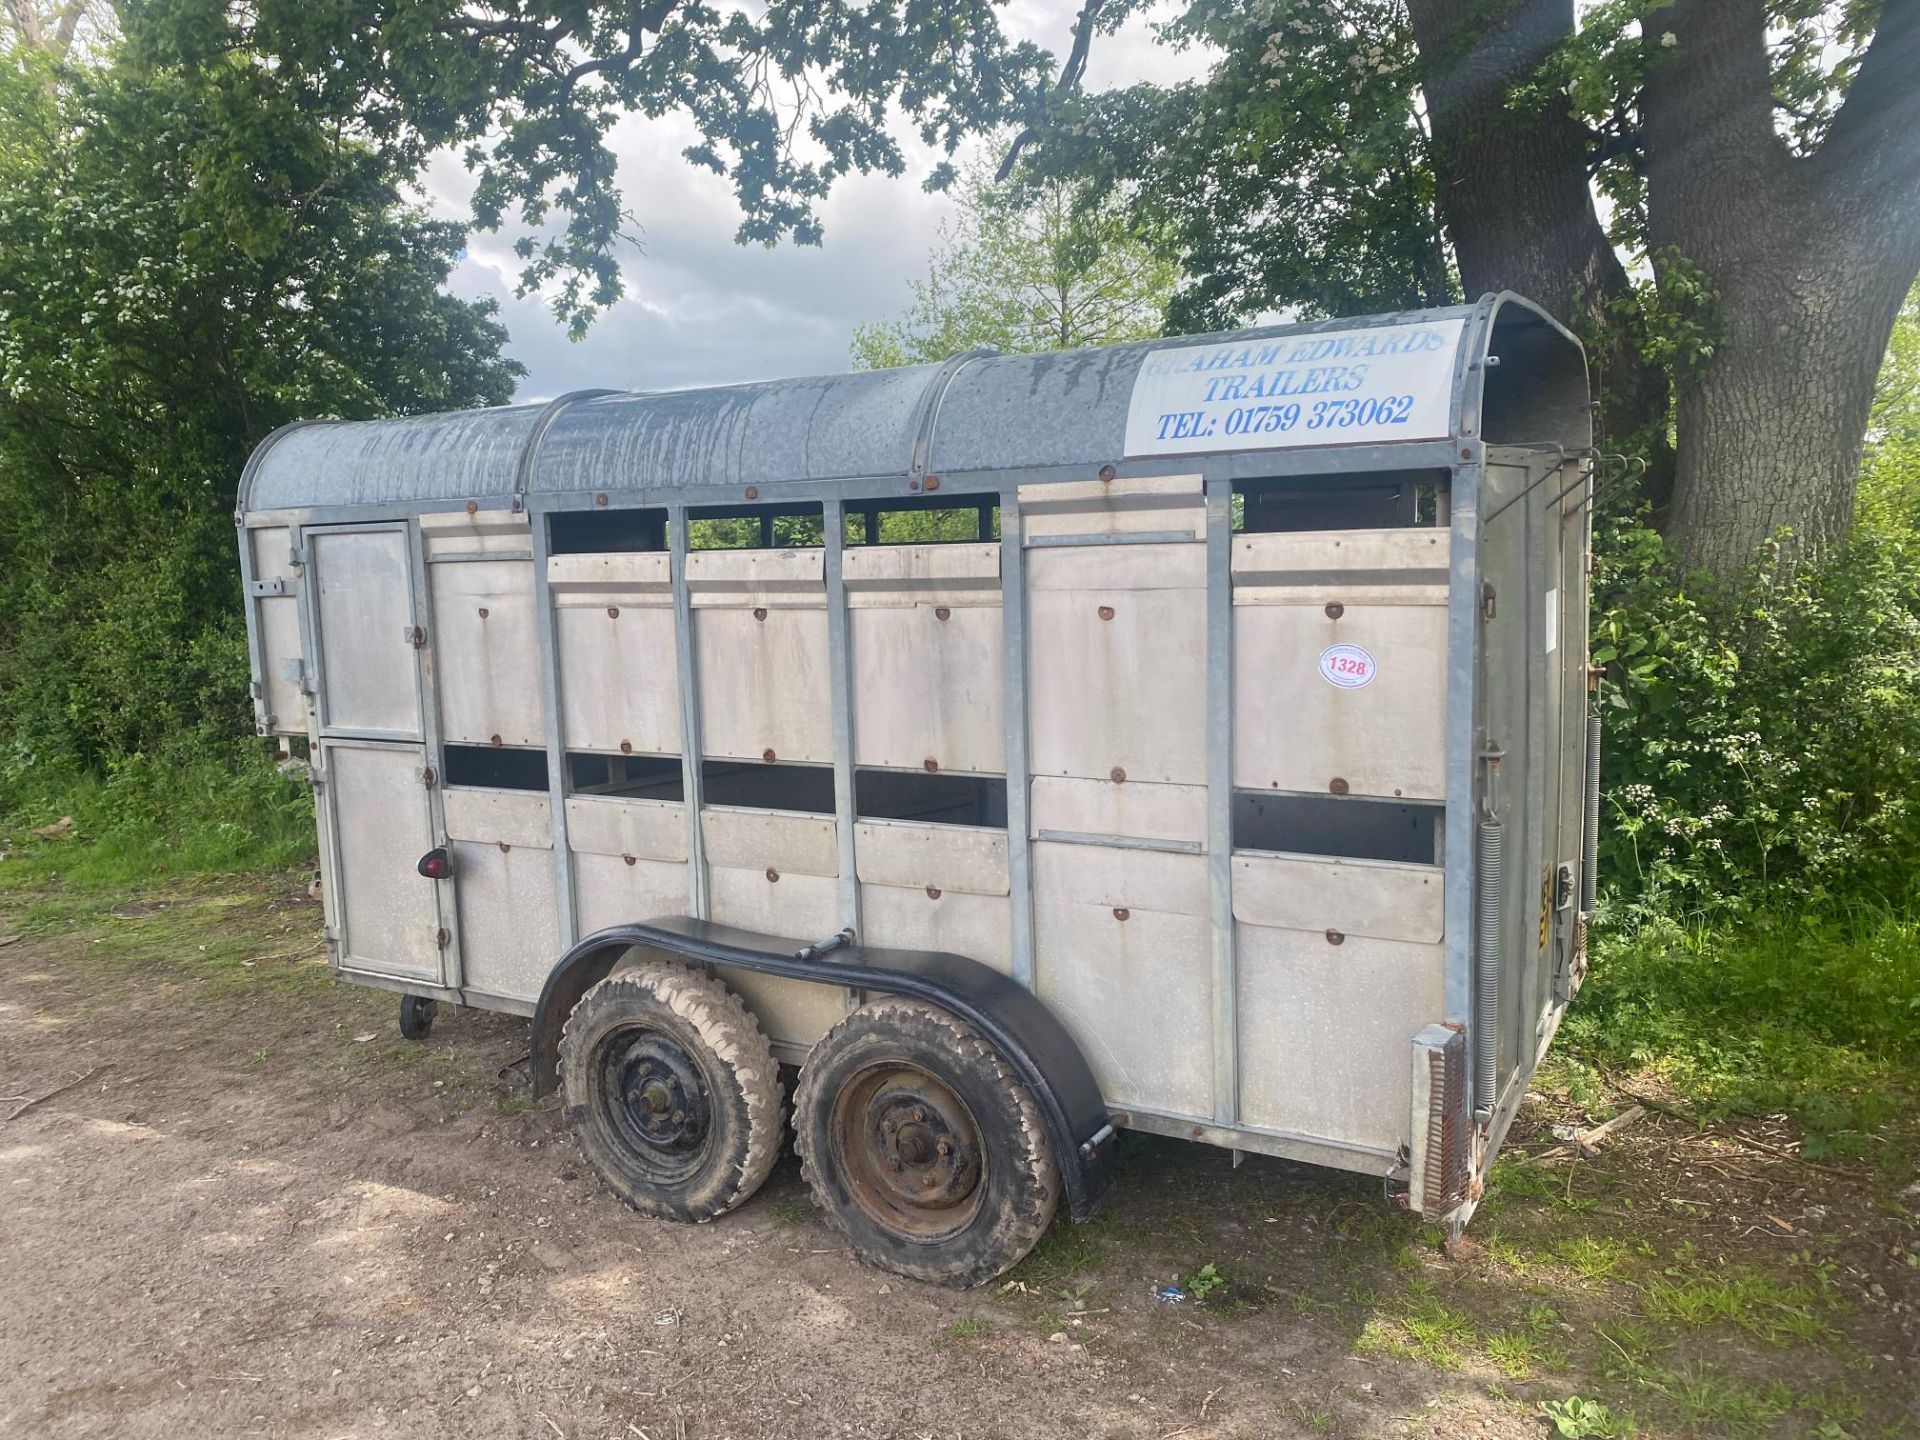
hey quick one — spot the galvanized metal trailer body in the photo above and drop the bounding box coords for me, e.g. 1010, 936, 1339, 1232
237, 293, 1596, 1246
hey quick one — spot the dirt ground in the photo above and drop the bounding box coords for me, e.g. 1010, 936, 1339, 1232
1, 873, 1915, 1440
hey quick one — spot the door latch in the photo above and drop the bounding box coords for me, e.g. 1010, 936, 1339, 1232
403, 624, 426, 648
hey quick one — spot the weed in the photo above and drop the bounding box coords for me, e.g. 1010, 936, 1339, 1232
1185, 1261, 1226, 1301
1398, 1295, 1475, 1369
1541, 1395, 1626, 1439
1353, 1316, 1416, 1361
494, 1095, 535, 1118
1282, 1400, 1336, 1432
1553, 1233, 1627, 1284
1006, 1216, 1102, 1289
1484, 1302, 1568, 1378
936, 1316, 991, 1346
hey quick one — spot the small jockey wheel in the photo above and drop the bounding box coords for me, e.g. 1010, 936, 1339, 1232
399, 994, 438, 1041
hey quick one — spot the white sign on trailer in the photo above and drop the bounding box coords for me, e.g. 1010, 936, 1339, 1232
1123, 318, 1468, 458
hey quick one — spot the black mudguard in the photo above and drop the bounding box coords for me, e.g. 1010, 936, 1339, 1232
528, 917, 1119, 1220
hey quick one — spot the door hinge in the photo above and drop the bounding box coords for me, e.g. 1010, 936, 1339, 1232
1481, 583, 1498, 620
435, 928, 451, 950
403, 624, 427, 648
308, 765, 327, 788
246, 577, 289, 598
419, 765, 437, 788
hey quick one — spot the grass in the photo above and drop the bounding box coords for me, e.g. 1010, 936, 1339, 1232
1562, 909, 1920, 1171
936, 1315, 993, 1347
1636, 1259, 1839, 1345
0, 741, 315, 893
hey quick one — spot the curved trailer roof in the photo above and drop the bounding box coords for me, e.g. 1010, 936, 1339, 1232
237, 293, 1589, 520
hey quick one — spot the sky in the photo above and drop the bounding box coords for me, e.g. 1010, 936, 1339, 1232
422, 1, 1213, 402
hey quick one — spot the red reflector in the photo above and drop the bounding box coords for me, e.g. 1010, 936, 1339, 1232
416, 847, 452, 880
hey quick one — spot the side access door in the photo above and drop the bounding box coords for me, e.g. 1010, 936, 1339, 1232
301, 522, 450, 986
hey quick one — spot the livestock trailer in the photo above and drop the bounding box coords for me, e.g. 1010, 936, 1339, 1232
237, 293, 1599, 1285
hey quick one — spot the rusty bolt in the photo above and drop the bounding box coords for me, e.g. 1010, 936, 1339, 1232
622, 854, 637, 867
1324, 601, 1344, 620
923, 1173, 940, 1188
1098, 464, 1116, 483
762, 747, 777, 763
1326, 929, 1345, 946
1097, 605, 1115, 621
753, 606, 768, 622
1110, 767, 1127, 784
594, 492, 609, 507
671, 1110, 685, 1125
1113, 907, 1130, 922
882, 1116, 897, 1133
925, 886, 942, 900
936, 1136, 953, 1157
923, 757, 939, 773
765, 867, 780, 883
497, 840, 511, 853
908, 478, 922, 492
490, 733, 503, 747
744, 485, 759, 500
619, 740, 633, 755
1329, 777, 1350, 795
934, 606, 951, 622
912, 1107, 927, 1123
465, 499, 479, 516
923, 475, 941, 492
888, 1158, 903, 1172
478, 606, 490, 619
607, 606, 620, 619
1460, 447, 1473, 461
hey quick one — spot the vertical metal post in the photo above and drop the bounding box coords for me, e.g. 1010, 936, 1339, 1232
1001, 485, 1034, 990
1204, 476, 1237, 1126
404, 518, 462, 991
824, 497, 862, 936
668, 505, 709, 919
1442, 458, 1484, 1050
236, 523, 272, 736
1582, 709, 1602, 914
289, 523, 343, 959
529, 508, 578, 949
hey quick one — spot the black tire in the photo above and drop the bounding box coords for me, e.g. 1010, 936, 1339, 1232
560, 962, 783, 1223
794, 998, 1059, 1287
398, 994, 437, 1041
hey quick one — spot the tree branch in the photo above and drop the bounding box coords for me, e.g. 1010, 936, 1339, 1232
994, 0, 1104, 183
1814, 0, 1920, 213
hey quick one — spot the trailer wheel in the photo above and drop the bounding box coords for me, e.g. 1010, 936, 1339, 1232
794, 998, 1059, 1287
559, 963, 782, 1223
398, 995, 437, 1041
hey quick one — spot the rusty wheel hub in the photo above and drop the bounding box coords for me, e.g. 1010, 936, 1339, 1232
831, 1064, 985, 1241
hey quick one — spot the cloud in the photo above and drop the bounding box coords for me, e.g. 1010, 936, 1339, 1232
426, 1, 1214, 401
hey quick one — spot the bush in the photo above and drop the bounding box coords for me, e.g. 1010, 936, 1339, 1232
1565, 911, 1920, 1159
0, 737, 313, 889
1592, 520, 1920, 923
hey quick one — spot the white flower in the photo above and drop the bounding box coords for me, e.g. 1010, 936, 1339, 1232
1659, 31, 1677, 47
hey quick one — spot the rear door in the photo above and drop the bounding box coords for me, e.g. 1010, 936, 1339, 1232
303, 523, 448, 985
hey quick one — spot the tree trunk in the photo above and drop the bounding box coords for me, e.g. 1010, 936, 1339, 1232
1644, 0, 1920, 576
1405, 0, 1669, 465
